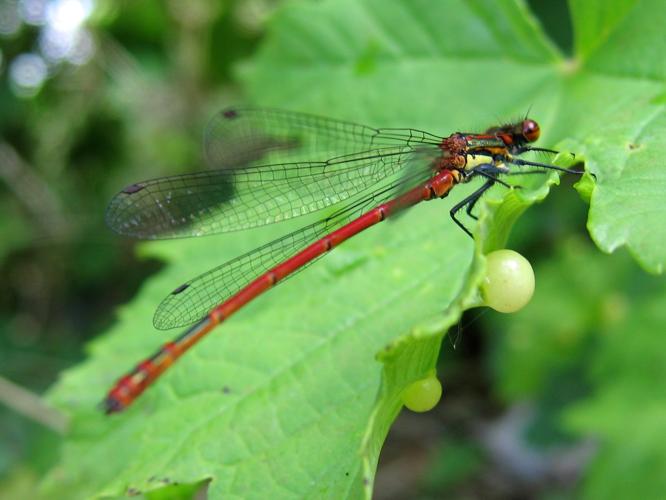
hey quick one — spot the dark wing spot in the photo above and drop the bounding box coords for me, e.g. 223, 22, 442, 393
171, 283, 190, 295
223, 109, 238, 119
122, 183, 145, 195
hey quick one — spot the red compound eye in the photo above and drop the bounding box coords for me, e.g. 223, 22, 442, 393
522, 119, 540, 143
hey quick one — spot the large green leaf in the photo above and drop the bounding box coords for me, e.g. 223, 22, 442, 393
567, 0, 666, 273
44, 0, 666, 498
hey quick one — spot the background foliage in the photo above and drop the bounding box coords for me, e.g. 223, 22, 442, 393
1, 0, 665, 498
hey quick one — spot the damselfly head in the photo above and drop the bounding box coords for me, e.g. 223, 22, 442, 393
521, 119, 540, 143
498, 119, 541, 144
485, 118, 540, 147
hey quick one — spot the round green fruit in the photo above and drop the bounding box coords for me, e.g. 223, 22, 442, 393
481, 249, 535, 313
402, 374, 442, 412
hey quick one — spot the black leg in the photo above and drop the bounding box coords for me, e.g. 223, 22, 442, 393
516, 146, 564, 156
510, 157, 584, 175
466, 172, 509, 220
450, 179, 495, 236
457, 164, 514, 222
466, 195, 481, 220
505, 170, 549, 176
450, 158, 559, 237
466, 166, 555, 220
473, 168, 513, 188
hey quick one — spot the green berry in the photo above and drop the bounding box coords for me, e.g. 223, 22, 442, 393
402, 374, 442, 412
481, 249, 535, 313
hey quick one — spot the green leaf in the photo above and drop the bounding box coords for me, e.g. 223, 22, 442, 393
567, 0, 666, 273
569, 0, 641, 59
45, 205, 480, 499
44, 0, 666, 498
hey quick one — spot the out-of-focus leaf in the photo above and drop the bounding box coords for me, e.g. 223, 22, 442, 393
564, 278, 666, 499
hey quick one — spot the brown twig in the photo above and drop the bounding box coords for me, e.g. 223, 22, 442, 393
0, 141, 71, 238
0, 375, 68, 433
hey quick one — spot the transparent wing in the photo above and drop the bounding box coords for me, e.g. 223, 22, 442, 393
204, 107, 444, 168
153, 168, 434, 329
105, 108, 444, 239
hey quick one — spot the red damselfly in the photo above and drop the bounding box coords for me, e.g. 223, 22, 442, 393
103, 108, 578, 413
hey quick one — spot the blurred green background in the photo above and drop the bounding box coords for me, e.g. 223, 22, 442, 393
0, 0, 663, 498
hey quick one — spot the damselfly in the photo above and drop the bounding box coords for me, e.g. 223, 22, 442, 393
103, 108, 578, 413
